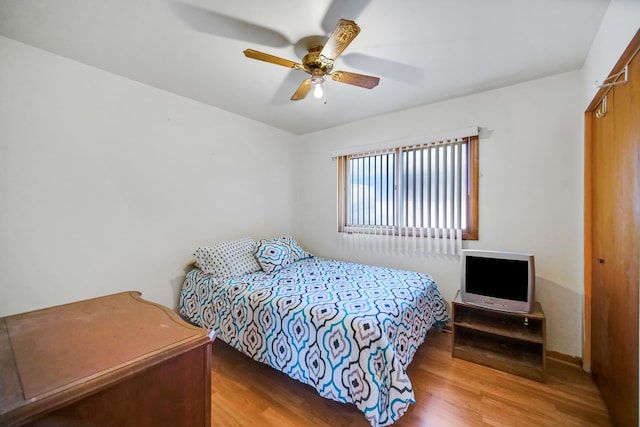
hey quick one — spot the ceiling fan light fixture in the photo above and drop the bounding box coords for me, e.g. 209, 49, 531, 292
311, 75, 325, 99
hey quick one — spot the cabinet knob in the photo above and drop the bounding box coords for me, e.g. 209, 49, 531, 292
597, 258, 605, 264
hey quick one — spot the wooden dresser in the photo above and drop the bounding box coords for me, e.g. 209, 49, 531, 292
0, 291, 214, 426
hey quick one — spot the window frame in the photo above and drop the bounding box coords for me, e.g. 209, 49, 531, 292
337, 135, 478, 240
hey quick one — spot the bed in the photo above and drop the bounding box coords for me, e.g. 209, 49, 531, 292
179, 236, 448, 426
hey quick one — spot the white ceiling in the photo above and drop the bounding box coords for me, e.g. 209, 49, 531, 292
0, 0, 609, 135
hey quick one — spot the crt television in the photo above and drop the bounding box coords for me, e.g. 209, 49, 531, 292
460, 249, 535, 314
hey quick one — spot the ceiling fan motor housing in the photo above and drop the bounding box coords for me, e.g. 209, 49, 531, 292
303, 46, 333, 75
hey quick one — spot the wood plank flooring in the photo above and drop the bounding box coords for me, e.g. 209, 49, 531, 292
210, 331, 612, 426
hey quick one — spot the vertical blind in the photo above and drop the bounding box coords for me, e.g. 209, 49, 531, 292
336, 128, 479, 256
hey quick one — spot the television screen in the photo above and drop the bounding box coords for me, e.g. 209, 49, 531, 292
465, 256, 529, 302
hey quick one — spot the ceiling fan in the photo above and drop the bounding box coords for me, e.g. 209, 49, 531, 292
243, 19, 380, 102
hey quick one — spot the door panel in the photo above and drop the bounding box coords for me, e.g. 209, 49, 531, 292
590, 48, 639, 427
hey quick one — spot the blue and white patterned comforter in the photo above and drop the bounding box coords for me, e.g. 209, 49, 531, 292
180, 257, 448, 426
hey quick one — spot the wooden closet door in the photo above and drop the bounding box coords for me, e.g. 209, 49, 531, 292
590, 47, 639, 427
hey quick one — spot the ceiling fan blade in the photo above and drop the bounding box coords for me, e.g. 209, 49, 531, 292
320, 19, 361, 61
291, 79, 312, 101
270, 71, 307, 105
321, 0, 371, 34
341, 52, 424, 84
331, 70, 380, 89
342, 53, 425, 84
243, 49, 302, 69
172, 2, 289, 48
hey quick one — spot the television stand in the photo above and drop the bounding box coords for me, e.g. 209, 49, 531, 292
452, 290, 546, 382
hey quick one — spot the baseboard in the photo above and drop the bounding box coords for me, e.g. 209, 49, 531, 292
546, 350, 582, 367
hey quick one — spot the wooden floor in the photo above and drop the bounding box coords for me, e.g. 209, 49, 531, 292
210, 331, 612, 426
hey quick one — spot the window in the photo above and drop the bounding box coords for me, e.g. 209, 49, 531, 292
338, 135, 478, 240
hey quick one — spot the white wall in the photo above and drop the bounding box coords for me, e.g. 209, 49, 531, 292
0, 36, 298, 316
296, 71, 584, 357
2, 0, 637, 360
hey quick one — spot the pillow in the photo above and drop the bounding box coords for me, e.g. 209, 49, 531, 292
193, 237, 261, 278
281, 235, 311, 262
253, 235, 311, 274
254, 239, 293, 274
193, 245, 231, 277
